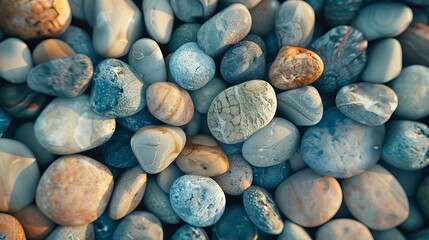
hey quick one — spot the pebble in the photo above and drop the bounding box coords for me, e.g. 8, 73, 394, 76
170, 0, 217, 22
113, 211, 163, 240
336, 82, 398, 126
143, 178, 181, 224
250, 0, 280, 36
13, 204, 56, 240
316, 218, 373, 240
59, 25, 101, 65
146, 82, 194, 126
208, 80, 277, 144
342, 164, 410, 230
275, 0, 315, 48
389, 65, 429, 120
0, 139, 39, 213
170, 175, 226, 227
176, 134, 230, 177
213, 154, 253, 195
0, 83, 47, 118
310, 25, 368, 93
27, 54, 93, 97
401, 200, 426, 232
278, 220, 312, 240
100, 127, 139, 168
34, 94, 115, 155
265, 30, 280, 62
117, 107, 162, 132
352, 2, 413, 41
243, 186, 284, 235
212, 205, 258, 240
397, 23, 429, 67
93, 213, 119, 240
32, 39, 76, 65
170, 42, 216, 90
244, 34, 267, 58
197, 3, 252, 57
129, 38, 167, 85
252, 161, 292, 189
131, 125, 186, 174
169, 23, 202, 52
92, 0, 143, 57
362, 38, 403, 83
0, 38, 33, 84
417, 175, 429, 219
0, 0, 71, 39
156, 162, 184, 193
143, 0, 174, 44
371, 228, 406, 240
274, 168, 342, 227
0, 108, 11, 138
190, 77, 228, 114
0, 213, 27, 240
91, 59, 146, 118
46, 224, 94, 240
382, 121, 429, 170
185, 111, 201, 137
109, 166, 147, 220
172, 224, 208, 240
324, 0, 363, 26
277, 86, 323, 126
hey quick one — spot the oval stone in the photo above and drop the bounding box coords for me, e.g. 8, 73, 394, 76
417, 175, 429, 219
252, 161, 292, 190
0, 37, 33, 84
316, 219, 373, 240
213, 205, 258, 240
170, 0, 217, 22
278, 220, 312, 240
32, 39, 76, 65
190, 77, 228, 114
171, 224, 208, 240
207, 80, 277, 144
13, 204, 56, 240
143, 0, 174, 44
250, 0, 280, 37
0, 213, 27, 240
156, 162, 184, 194
324, 0, 363, 26
46, 224, 94, 240
113, 211, 163, 240
213, 154, 253, 195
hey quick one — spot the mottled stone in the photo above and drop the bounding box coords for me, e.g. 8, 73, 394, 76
172, 224, 208, 240
13, 204, 55, 240
0, 83, 46, 118
156, 162, 184, 193
275, 168, 342, 227
310, 25, 367, 93
0, 38, 33, 84
208, 80, 277, 144
213, 205, 258, 240
324, 0, 363, 26
46, 224, 94, 240
32, 39, 76, 65
252, 161, 292, 189
417, 175, 429, 219
397, 23, 429, 67
170, 0, 217, 22
117, 107, 162, 132
0, 213, 27, 240
278, 220, 312, 240
371, 228, 406, 240
143, 0, 174, 44
113, 211, 163, 240
100, 127, 139, 168
190, 77, 228, 114
213, 154, 253, 195
250, 0, 280, 36
93, 213, 119, 240
59, 25, 101, 65
169, 23, 202, 52
0, 108, 11, 138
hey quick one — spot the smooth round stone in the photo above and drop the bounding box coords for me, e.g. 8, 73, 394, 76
131, 125, 186, 174
213, 205, 258, 240
316, 219, 373, 240
278, 220, 312, 240
93, 0, 143, 58
170, 175, 226, 227
371, 228, 406, 240
324, 0, 363, 26
156, 162, 184, 193
146, 82, 194, 126
0, 213, 27, 240
336, 82, 398, 126
0, 0, 71, 39
0, 108, 11, 138
169, 23, 202, 52
93, 213, 119, 240
109, 166, 147, 220
213, 154, 253, 195
143, 178, 181, 224
13, 204, 55, 240
243, 186, 283, 235
129, 38, 167, 85
221, 41, 265, 84
190, 77, 228, 114
276, 0, 315, 48
0, 38, 33, 84
252, 161, 292, 189
352, 2, 412, 41
310, 25, 367, 93
100, 127, 138, 168
117, 108, 162, 132
27, 54, 93, 97
250, 0, 280, 36
343, 164, 409, 230
401, 200, 426, 231
275, 168, 342, 227
32, 39, 76, 65
172, 224, 208, 240
35, 94, 115, 154
277, 86, 323, 126
46, 224, 94, 240
176, 134, 230, 177
36, 155, 113, 225
389, 65, 429, 120
197, 3, 252, 57
143, 0, 174, 44
113, 211, 162, 240
0, 83, 46, 118
362, 38, 402, 83
242, 117, 299, 167
207, 80, 277, 144
397, 23, 429, 67
59, 25, 101, 65
265, 30, 280, 62
417, 175, 429, 219
382, 121, 429, 170
170, 42, 216, 90
301, 107, 385, 178
0, 139, 39, 213
170, 0, 217, 22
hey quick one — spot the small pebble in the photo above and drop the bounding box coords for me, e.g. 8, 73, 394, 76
169, 23, 202, 52
100, 127, 139, 168
250, 0, 280, 36
213, 154, 253, 195
324, 0, 363, 26
278, 220, 312, 240
59, 25, 101, 65
0, 83, 47, 118
397, 23, 429, 67
0, 37, 33, 84
113, 211, 163, 240
417, 175, 429, 219
316, 218, 374, 240
46, 224, 94, 240
32, 39, 76, 65
0, 213, 29, 240
212, 205, 258, 240
190, 77, 228, 114
13, 204, 55, 240
156, 162, 184, 193
252, 161, 292, 189
170, 0, 217, 22
171, 224, 209, 240
93, 213, 119, 240
117, 107, 162, 132
143, 0, 174, 44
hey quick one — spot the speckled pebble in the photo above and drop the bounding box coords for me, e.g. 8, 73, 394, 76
156, 162, 184, 193
212, 205, 258, 240
0, 83, 47, 118
171, 224, 209, 240
0, 37, 33, 84
100, 127, 138, 168
143, 0, 174, 44
278, 220, 312, 240
0, 213, 26, 240
46, 224, 94, 240
170, 0, 217, 22
213, 154, 253, 195
316, 219, 373, 240
169, 23, 202, 52
117, 107, 162, 132
252, 161, 292, 189
417, 175, 429, 219
190, 77, 228, 114
113, 211, 163, 240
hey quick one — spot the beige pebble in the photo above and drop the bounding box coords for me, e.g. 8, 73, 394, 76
0, 213, 26, 240
13, 204, 56, 240
176, 134, 230, 177
156, 162, 184, 193
213, 154, 253, 195
315, 218, 374, 240
32, 39, 76, 65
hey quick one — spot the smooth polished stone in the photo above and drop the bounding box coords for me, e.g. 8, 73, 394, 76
129, 38, 167, 85
252, 161, 292, 189
213, 205, 258, 240
352, 2, 413, 41
371, 228, 406, 240
197, 3, 252, 57
32, 39, 76, 65
36, 155, 114, 226
316, 218, 373, 240
278, 220, 311, 240
59, 25, 101, 65
170, 0, 217, 22
117, 108, 162, 132
169, 23, 202, 52
170, 175, 226, 227
109, 166, 147, 220
113, 211, 163, 240
13, 204, 55, 240
172, 224, 208, 240
27, 54, 93, 97
417, 175, 429, 219
93, 213, 119, 240
131, 125, 186, 174
93, 0, 143, 58
34, 94, 116, 155
213, 154, 253, 195
156, 162, 184, 193
0, 108, 11, 138
0, 38, 33, 84
207, 80, 277, 144
100, 127, 139, 168
0, 213, 27, 240
324, 0, 363, 26
276, 0, 315, 48
397, 23, 429, 67
190, 77, 228, 114
336, 82, 398, 126
275, 168, 342, 227
143, 0, 174, 44
343, 164, 409, 230
362, 38, 402, 83
0, 84, 46, 119
0, 139, 39, 213
250, 0, 280, 36
310, 25, 367, 93
46, 224, 94, 240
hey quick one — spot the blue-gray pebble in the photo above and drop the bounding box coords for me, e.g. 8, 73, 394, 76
171, 224, 208, 240
117, 108, 162, 132
100, 127, 139, 168
252, 161, 292, 189
169, 23, 202, 52
0, 107, 11, 137
324, 0, 363, 26
190, 77, 228, 114
213, 205, 258, 240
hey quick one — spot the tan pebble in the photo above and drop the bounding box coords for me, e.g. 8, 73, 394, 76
13, 204, 55, 240
269, 46, 324, 90
32, 39, 76, 65
36, 155, 114, 226
156, 162, 184, 193
275, 168, 342, 227
315, 218, 374, 240
213, 154, 253, 195
0, 213, 26, 240
146, 82, 194, 126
